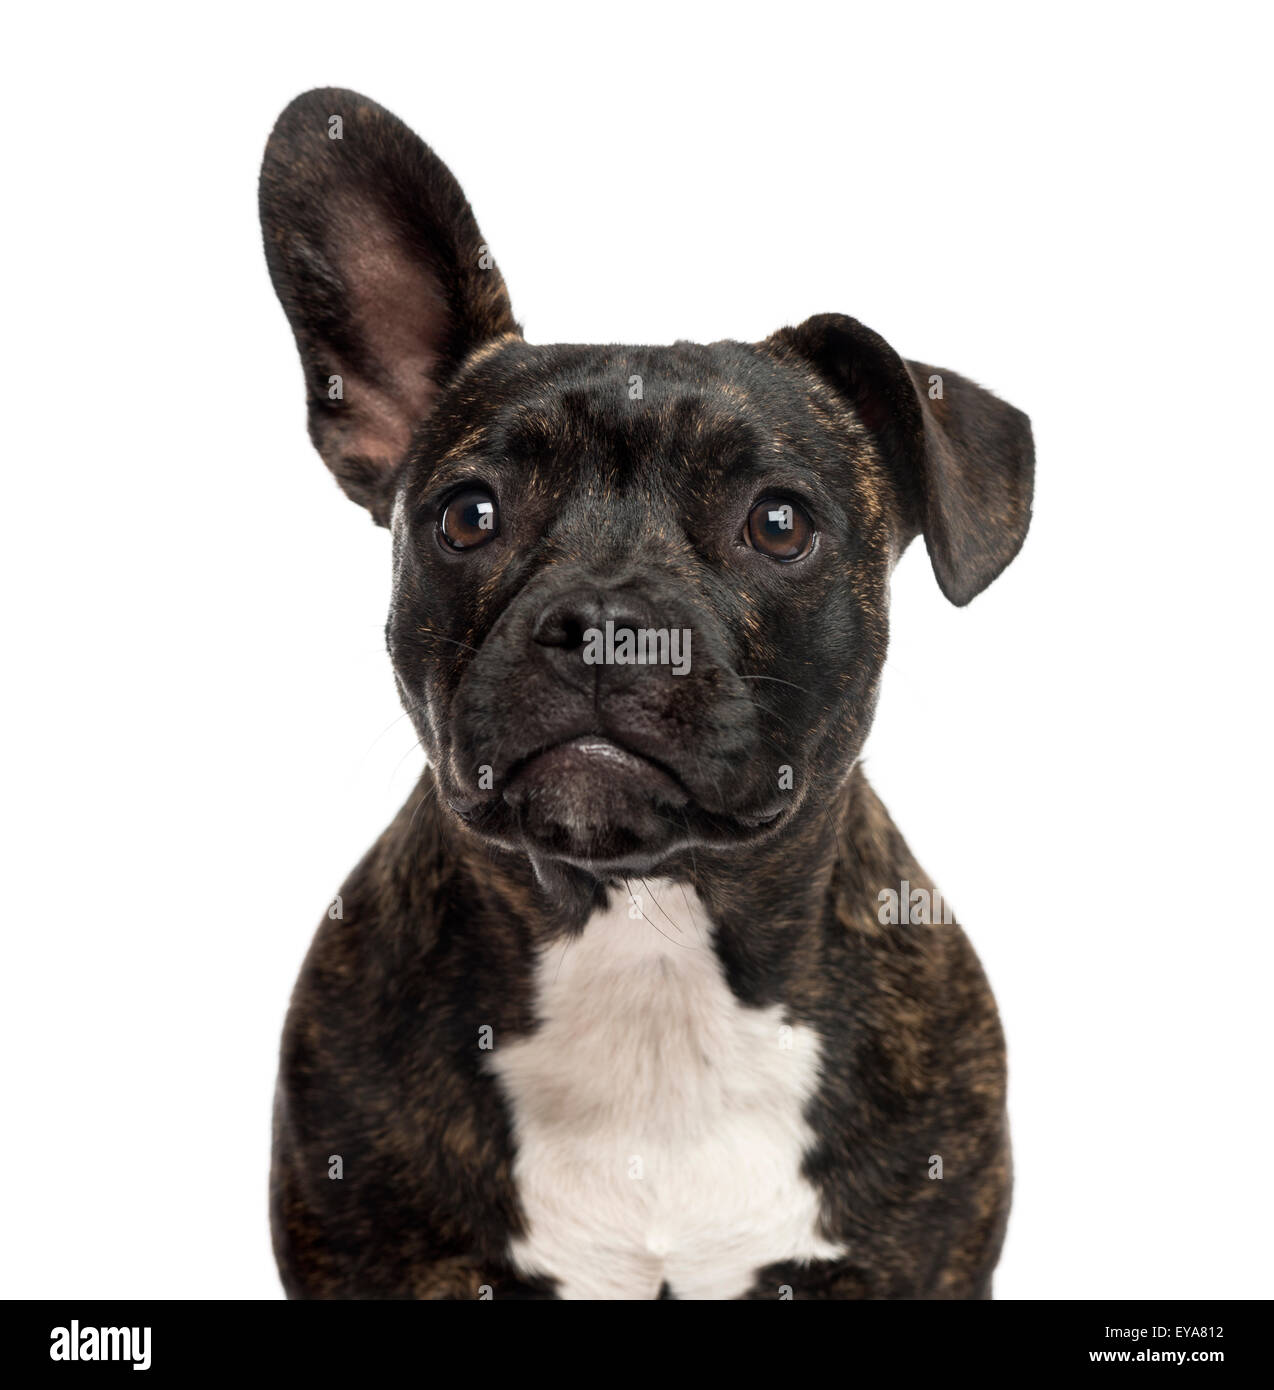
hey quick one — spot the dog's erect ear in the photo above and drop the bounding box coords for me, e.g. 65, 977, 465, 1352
259, 89, 519, 523
767, 313, 1034, 605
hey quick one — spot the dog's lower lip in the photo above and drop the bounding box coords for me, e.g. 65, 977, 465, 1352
503, 736, 688, 806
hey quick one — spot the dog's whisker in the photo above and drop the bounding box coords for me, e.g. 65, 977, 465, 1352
552, 935, 572, 985
622, 876, 699, 950
415, 629, 480, 655
733, 672, 818, 699
363, 703, 423, 759
639, 877, 682, 933
390, 737, 428, 788
407, 777, 439, 836
678, 810, 701, 890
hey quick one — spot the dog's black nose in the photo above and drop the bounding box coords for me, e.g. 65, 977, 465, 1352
533, 591, 642, 648
533, 590, 651, 648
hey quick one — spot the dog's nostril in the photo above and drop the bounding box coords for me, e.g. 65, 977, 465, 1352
533, 610, 588, 650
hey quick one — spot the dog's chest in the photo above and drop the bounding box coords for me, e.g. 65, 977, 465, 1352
486, 884, 844, 1299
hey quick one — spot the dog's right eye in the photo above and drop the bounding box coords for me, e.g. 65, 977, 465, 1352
439, 488, 500, 550
745, 497, 815, 562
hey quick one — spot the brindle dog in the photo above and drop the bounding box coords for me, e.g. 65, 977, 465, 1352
260, 88, 1033, 1300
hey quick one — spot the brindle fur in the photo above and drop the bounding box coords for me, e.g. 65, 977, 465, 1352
273, 768, 1008, 1299
261, 89, 1030, 1300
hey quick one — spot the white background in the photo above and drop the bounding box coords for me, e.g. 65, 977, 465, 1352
3, 1, 1271, 1300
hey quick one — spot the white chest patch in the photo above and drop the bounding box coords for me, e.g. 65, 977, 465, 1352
487, 882, 845, 1299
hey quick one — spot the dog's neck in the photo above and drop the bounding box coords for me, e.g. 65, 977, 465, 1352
377, 762, 914, 1008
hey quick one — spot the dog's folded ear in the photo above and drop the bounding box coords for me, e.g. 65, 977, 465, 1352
767, 313, 1034, 605
260, 89, 519, 523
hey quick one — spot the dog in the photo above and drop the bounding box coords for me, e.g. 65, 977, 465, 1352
260, 88, 1033, 1300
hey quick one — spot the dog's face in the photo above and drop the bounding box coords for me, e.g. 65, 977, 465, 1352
387, 337, 897, 875
261, 90, 1033, 879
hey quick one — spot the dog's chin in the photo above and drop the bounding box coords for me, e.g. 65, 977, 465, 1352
500, 737, 689, 873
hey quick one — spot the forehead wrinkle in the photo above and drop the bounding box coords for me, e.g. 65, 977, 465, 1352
503, 394, 570, 449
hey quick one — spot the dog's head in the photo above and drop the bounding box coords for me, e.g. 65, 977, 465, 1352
261, 89, 1033, 881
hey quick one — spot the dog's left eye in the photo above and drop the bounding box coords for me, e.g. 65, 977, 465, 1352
440, 488, 499, 550
745, 497, 815, 562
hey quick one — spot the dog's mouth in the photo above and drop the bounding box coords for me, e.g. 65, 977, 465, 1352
451, 734, 785, 872
499, 736, 688, 868
505, 736, 689, 809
